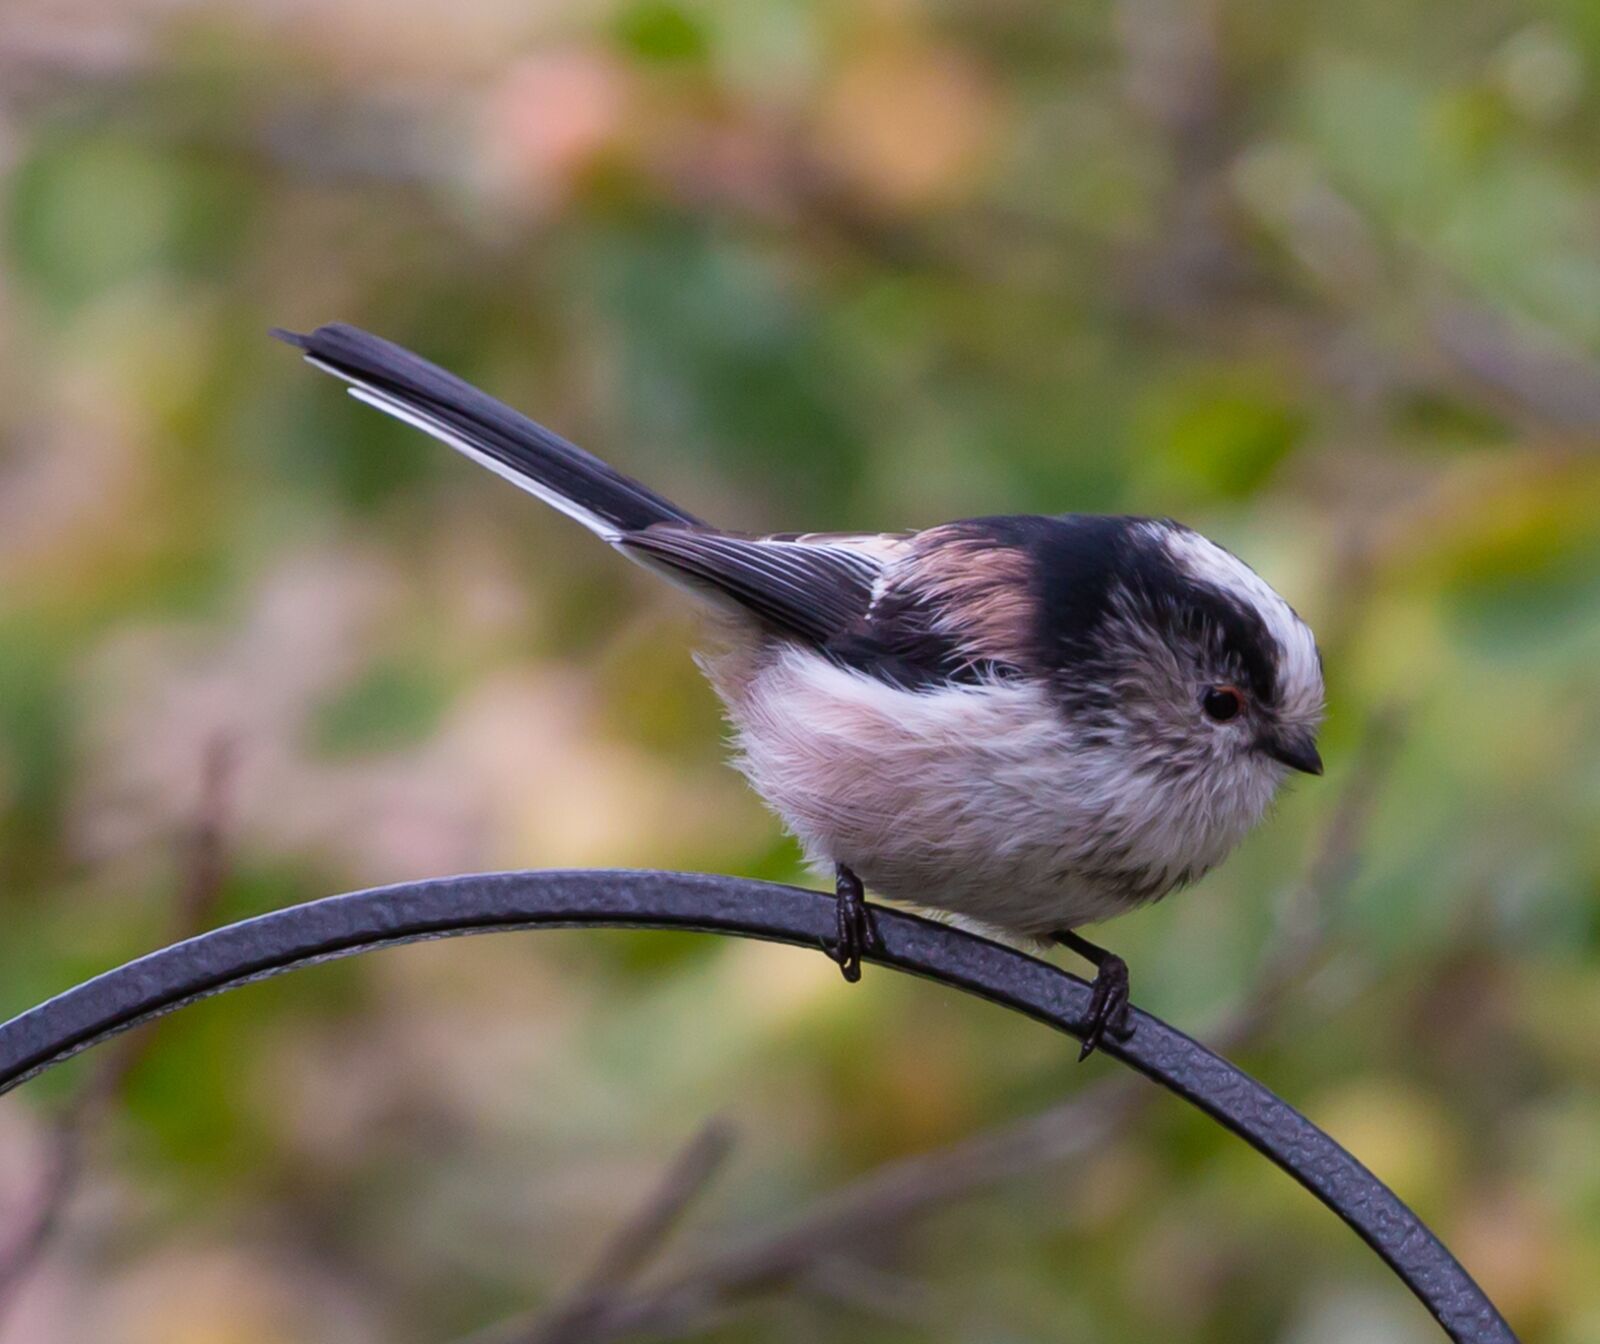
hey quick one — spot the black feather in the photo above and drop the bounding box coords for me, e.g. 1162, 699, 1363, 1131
273, 324, 702, 534
620, 530, 875, 647
824, 586, 1013, 690
1023, 514, 1282, 705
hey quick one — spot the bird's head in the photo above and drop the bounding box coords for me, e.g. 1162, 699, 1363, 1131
1087, 520, 1325, 784
1044, 518, 1324, 845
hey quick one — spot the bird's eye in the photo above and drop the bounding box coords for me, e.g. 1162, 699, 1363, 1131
1202, 686, 1244, 722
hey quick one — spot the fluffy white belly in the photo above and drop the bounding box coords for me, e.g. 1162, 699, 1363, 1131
699, 637, 1277, 936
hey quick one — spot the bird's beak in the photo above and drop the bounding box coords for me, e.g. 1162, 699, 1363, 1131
1263, 731, 1323, 776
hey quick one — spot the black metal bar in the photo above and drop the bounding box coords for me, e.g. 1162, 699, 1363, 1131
0, 869, 1516, 1343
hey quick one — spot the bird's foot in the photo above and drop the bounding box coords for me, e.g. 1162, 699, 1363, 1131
1052, 930, 1135, 1061
830, 866, 879, 983
1078, 954, 1131, 1061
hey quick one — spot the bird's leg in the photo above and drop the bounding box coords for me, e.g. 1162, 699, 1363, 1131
829, 864, 879, 983
1052, 929, 1135, 1061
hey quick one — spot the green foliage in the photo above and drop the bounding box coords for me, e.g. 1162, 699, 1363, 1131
1135, 368, 1308, 501
312, 660, 455, 756
10, 130, 255, 314
614, 0, 711, 64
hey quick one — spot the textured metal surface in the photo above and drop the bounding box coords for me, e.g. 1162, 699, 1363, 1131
0, 869, 1516, 1343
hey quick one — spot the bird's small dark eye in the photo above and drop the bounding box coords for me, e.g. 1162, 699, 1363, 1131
1202, 686, 1244, 722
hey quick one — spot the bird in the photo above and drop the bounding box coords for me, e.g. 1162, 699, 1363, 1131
274, 322, 1325, 1058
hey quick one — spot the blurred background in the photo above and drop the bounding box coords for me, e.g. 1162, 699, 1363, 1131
0, 0, 1597, 1340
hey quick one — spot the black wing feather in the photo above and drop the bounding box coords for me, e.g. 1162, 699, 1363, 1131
619, 530, 875, 646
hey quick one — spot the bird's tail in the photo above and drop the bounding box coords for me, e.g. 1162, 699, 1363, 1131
272, 323, 704, 539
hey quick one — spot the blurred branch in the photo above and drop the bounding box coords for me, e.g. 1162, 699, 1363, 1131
0, 17, 151, 113
1429, 301, 1600, 435
468, 713, 1400, 1344
0, 739, 235, 1323
801, 1257, 947, 1332
523, 1085, 1132, 1343
506, 1120, 738, 1344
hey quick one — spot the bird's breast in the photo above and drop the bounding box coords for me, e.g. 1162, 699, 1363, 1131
698, 634, 1274, 935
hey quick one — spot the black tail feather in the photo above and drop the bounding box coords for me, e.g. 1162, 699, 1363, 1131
273, 324, 703, 536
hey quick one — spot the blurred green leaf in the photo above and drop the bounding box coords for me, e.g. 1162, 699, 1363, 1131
8, 131, 256, 312
311, 659, 454, 756
614, 0, 711, 63
1135, 369, 1307, 501
9, 134, 181, 309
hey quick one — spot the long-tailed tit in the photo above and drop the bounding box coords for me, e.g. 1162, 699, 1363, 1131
275, 324, 1325, 1057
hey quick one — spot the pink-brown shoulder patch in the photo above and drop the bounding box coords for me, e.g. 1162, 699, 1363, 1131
899, 526, 1036, 667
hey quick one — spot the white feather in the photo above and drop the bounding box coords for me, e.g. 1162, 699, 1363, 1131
1153, 523, 1323, 723
301, 354, 623, 540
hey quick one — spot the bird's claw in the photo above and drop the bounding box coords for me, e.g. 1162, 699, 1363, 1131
1077, 954, 1133, 1062
830, 868, 878, 983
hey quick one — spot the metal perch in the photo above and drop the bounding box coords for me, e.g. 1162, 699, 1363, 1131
0, 869, 1517, 1343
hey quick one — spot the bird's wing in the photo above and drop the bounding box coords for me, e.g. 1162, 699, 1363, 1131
821, 520, 1042, 688
625, 521, 1044, 691
618, 529, 889, 646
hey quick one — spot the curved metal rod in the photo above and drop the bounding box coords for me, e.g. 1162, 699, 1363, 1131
0, 869, 1515, 1343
